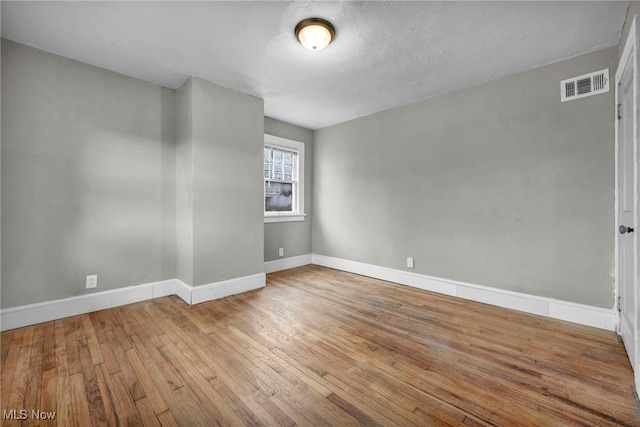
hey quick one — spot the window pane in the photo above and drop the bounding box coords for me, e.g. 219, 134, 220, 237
264, 142, 301, 216
274, 151, 283, 165
265, 182, 293, 212
265, 181, 280, 196
283, 152, 293, 165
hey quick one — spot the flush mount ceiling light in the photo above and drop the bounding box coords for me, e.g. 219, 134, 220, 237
295, 18, 335, 51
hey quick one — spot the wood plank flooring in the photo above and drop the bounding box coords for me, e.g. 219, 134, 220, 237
2, 264, 639, 426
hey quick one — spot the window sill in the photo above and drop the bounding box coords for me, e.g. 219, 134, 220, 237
264, 214, 306, 224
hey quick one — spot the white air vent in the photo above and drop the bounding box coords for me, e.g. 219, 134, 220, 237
561, 69, 609, 102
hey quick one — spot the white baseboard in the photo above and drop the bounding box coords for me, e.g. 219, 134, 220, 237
190, 273, 265, 305
1, 255, 615, 332
174, 278, 193, 305
311, 254, 616, 331
0, 279, 175, 331
0, 273, 266, 331
264, 254, 313, 273
153, 279, 179, 299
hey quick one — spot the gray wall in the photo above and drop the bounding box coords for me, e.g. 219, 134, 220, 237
175, 78, 194, 285
2, 40, 265, 304
190, 77, 264, 285
313, 47, 617, 308
264, 117, 313, 262
1, 35, 619, 310
1, 39, 176, 308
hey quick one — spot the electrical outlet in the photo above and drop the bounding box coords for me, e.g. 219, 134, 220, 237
407, 258, 414, 269
279, 248, 284, 257
86, 274, 97, 289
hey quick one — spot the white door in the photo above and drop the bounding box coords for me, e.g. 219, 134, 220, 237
617, 16, 639, 379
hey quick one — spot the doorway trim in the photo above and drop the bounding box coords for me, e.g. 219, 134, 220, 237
615, 13, 640, 396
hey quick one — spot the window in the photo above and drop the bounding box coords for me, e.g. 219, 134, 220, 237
264, 134, 305, 223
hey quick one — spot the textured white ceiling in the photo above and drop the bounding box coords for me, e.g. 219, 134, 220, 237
1, 1, 629, 130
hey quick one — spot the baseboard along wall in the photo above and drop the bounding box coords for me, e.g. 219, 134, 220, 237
309, 254, 616, 331
1, 254, 616, 332
264, 254, 313, 274
0, 273, 266, 331
265, 254, 615, 331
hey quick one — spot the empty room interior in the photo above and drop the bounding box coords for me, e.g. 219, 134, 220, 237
3, 1, 640, 425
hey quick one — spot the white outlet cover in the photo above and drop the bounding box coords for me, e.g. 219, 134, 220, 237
407, 258, 414, 269
86, 274, 97, 289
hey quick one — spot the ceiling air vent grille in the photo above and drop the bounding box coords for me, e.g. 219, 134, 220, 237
561, 69, 609, 102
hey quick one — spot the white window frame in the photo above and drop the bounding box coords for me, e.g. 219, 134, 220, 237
264, 134, 305, 223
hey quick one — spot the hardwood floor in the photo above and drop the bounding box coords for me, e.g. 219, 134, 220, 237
2, 264, 639, 426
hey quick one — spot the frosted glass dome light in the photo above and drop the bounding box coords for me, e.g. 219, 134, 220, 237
295, 18, 335, 51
